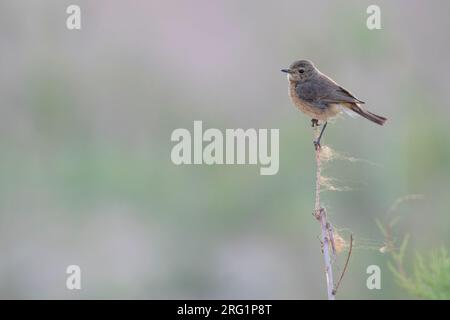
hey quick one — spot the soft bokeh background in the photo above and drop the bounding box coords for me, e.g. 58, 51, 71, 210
1, 0, 449, 299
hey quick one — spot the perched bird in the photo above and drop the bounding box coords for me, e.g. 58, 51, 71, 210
281, 60, 387, 148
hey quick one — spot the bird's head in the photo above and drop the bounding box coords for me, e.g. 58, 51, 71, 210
281, 60, 317, 82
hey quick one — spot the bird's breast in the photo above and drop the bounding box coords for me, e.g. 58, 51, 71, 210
288, 82, 340, 121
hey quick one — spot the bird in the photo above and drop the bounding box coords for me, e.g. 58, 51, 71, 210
281, 60, 387, 149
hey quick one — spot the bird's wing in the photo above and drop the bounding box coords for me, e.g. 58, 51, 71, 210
321, 85, 365, 104
295, 81, 321, 103
334, 85, 365, 104
295, 78, 365, 107
315, 75, 365, 104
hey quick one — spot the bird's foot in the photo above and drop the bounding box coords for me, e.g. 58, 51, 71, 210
313, 121, 327, 150
311, 119, 319, 127
313, 140, 321, 150
313, 207, 325, 220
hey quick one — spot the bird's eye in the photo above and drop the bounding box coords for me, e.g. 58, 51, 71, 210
299, 68, 305, 74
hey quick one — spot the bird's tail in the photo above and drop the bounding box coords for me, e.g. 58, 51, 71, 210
349, 104, 387, 126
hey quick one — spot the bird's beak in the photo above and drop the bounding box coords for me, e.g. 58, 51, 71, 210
281, 68, 292, 74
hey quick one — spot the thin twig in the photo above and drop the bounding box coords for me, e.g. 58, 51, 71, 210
332, 234, 353, 295
313, 130, 335, 300
327, 222, 337, 259
315, 207, 335, 300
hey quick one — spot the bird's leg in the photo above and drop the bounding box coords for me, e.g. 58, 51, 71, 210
311, 119, 319, 127
313, 121, 327, 150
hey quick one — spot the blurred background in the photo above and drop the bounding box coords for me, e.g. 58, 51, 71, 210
1, 0, 449, 299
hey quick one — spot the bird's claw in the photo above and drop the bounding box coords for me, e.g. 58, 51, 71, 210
313, 140, 321, 150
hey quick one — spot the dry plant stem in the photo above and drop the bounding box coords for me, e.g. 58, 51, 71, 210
314, 142, 335, 300
333, 234, 353, 296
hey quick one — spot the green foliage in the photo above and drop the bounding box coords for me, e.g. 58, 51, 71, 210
388, 241, 450, 300
377, 197, 450, 300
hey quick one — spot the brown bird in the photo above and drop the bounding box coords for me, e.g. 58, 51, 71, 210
282, 60, 387, 149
